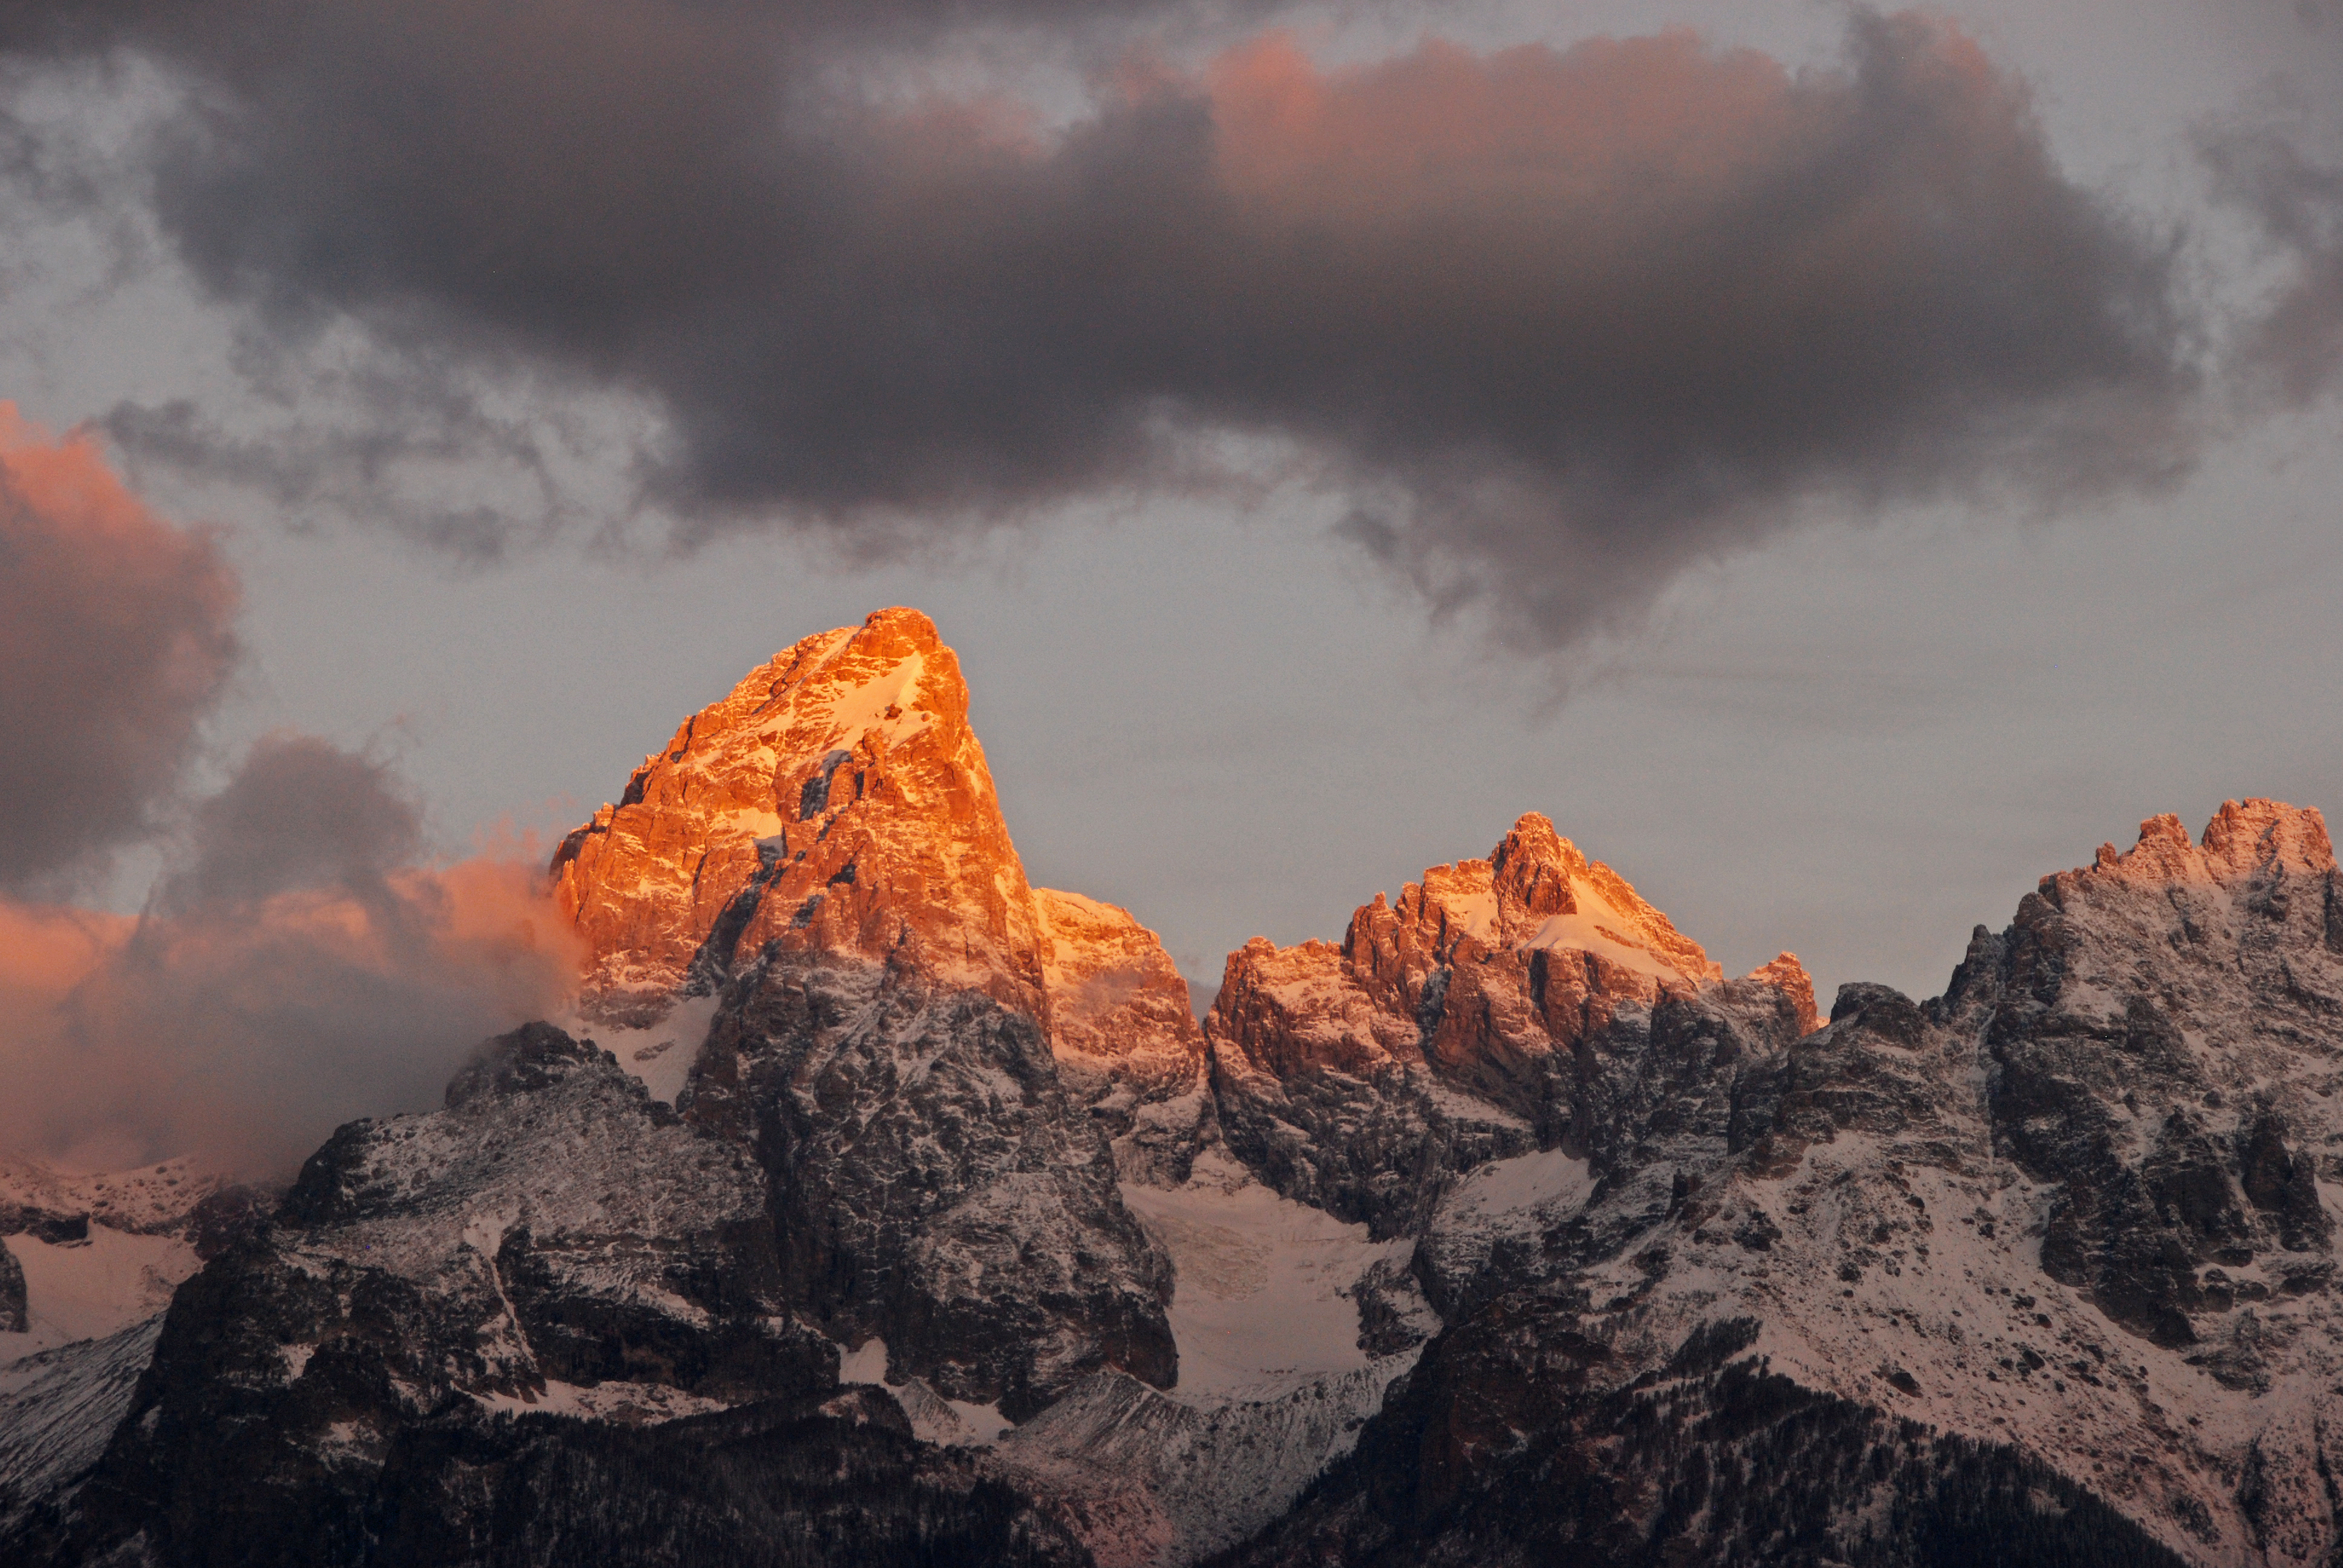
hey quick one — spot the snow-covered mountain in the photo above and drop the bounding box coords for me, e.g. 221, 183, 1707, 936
5, 607, 2337, 1566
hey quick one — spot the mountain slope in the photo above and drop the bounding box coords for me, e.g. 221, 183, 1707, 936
552, 610, 1181, 1414
3, 612, 1193, 1564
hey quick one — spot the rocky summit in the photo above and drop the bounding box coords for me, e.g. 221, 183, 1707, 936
8, 609, 2343, 1567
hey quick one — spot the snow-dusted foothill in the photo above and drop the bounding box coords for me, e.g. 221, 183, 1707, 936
1, 1021, 844, 1563
0, 1320, 161, 1538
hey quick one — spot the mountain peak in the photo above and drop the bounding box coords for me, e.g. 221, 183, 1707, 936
2200, 796, 2335, 878
552, 608, 1039, 1021
1207, 815, 1815, 1236
546, 608, 1211, 1184
1423, 811, 1723, 987
1743, 951, 1820, 1035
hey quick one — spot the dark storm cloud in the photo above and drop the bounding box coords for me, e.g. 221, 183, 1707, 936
9, 4, 2201, 645
0, 735, 582, 1174
0, 405, 238, 890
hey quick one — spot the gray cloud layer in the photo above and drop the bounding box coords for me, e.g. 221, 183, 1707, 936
4, 4, 2214, 645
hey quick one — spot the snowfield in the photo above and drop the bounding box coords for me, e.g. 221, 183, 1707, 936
1, 1228, 197, 1357
1121, 1151, 1412, 1399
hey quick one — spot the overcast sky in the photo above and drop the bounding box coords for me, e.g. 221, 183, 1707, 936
2, 0, 2340, 1168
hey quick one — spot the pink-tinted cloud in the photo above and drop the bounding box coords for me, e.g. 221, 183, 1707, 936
1205, 30, 1811, 220
0, 736, 584, 1175
0, 404, 238, 890
0, 900, 129, 1027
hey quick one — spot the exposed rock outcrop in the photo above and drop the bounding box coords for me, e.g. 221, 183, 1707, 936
552, 609, 1210, 1185
553, 607, 1050, 1022
1959, 803, 2343, 1354
1038, 887, 1214, 1187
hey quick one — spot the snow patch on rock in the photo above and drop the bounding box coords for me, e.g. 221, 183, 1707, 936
560, 990, 721, 1107
895, 1377, 1015, 1448
1435, 1146, 1594, 1227
469, 1377, 733, 1425
834, 1333, 1014, 1447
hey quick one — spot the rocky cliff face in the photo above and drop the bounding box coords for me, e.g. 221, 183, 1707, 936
552, 607, 1050, 1022
687, 954, 1176, 1419
551, 609, 1209, 1184
1967, 802, 2343, 1358
1037, 888, 1214, 1187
